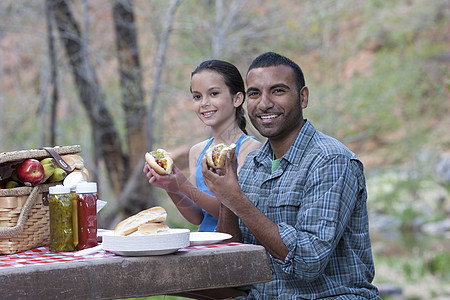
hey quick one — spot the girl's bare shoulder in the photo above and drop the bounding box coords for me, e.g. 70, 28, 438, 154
188, 140, 210, 183
189, 140, 209, 159
237, 137, 262, 160
242, 137, 263, 152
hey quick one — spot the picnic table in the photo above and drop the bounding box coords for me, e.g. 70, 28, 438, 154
0, 242, 272, 299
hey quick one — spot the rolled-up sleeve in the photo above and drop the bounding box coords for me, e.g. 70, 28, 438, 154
273, 155, 361, 280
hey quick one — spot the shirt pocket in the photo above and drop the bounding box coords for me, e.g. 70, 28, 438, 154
266, 189, 302, 227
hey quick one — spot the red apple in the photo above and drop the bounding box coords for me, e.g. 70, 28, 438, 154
17, 159, 44, 186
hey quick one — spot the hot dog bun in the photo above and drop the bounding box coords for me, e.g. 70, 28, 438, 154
60, 154, 85, 170
206, 143, 237, 169
145, 149, 173, 175
138, 222, 170, 235
114, 206, 167, 236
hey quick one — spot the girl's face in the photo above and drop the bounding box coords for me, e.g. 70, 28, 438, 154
191, 70, 240, 128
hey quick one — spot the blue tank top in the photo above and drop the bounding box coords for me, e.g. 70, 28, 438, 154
195, 133, 252, 232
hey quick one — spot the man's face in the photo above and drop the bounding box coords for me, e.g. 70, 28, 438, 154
246, 65, 308, 141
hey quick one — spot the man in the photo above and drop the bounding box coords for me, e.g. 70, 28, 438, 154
203, 52, 381, 299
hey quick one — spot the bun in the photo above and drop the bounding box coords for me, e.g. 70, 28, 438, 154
76, 167, 90, 180
138, 222, 170, 235
206, 143, 237, 169
60, 154, 85, 170
145, 149, 173, 175
114, 206, 167, 236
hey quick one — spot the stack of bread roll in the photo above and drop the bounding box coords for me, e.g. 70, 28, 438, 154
61, 154, 90, 180
114, 206, 170, 236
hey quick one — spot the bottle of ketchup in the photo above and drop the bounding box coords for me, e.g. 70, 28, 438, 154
75, 182, 98, 250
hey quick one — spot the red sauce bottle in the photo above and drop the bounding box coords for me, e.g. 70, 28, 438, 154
76, 182, 98, 250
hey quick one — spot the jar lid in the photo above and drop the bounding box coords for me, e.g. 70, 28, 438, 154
63, 172, 84, 190
75, 182, 97, 193
49, 185, 71, 194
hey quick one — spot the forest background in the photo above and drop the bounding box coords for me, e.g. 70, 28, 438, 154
1, 1, 449, 299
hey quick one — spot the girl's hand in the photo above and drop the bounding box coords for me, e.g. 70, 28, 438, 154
143, 163, 187, 193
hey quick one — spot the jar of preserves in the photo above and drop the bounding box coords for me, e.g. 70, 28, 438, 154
49, 185, 75, 252
76, 182, 98, 250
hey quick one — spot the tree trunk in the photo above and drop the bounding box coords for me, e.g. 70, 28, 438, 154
50, 0, 126, 196
112, 0, 155, 215
45, 0, 58, 147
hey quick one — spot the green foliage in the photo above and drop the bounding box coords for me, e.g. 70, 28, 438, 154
366, 154, 448, 231
402, 259, 426, 281
373, 233, 450, 299
427, 251, 450, 278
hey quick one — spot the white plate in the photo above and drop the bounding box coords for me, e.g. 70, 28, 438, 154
97, 229, 114, 236
189, 232, 232, 246
102, 228, 190, 256
97, 229, 114, 242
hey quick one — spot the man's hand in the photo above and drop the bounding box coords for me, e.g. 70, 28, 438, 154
202, 153, 243, 241
201, 153, 243, 210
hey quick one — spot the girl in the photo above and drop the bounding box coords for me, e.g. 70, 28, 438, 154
143, 60, 261, 232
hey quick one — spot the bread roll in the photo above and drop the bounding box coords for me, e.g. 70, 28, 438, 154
205, 143, 237, 169
145, 149, 173, 175
60, 154, 85, 170
138, 222, 170, 235
114, 206, 167, 236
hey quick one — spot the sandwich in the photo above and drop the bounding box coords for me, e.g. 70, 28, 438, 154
145, 149, 173, 175
205, 143, 237, 169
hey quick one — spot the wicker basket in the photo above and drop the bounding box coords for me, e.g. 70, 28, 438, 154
0, 145, 81, 255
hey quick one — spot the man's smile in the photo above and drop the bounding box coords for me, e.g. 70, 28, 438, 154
258, 113, 281, 123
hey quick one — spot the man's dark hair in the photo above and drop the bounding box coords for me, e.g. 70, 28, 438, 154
247, 52, 306, 93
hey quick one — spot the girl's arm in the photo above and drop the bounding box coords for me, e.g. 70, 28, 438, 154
182, 143, 221, 218
143, 163, 204, 224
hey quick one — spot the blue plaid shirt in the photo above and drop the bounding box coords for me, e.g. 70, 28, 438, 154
237, 120, 380, 299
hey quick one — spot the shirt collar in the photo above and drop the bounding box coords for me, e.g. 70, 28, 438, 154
254, 119, 316, 167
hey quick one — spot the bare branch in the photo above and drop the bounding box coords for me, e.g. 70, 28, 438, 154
146, 0, 181, 151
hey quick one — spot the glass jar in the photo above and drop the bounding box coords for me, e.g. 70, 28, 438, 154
76, 182, 98, 250
70, 186, 78, 248
64, 172, 84, 248
48, 185, 75, 252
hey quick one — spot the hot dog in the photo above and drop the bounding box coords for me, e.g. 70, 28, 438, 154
205, 143, 237, 169
145, 149, 173, 175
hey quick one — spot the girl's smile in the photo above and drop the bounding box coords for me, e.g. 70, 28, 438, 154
201, 110, 217, 118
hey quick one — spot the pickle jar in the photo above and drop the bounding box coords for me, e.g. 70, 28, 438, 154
76, 182, 98, 250
48, 185, 75, 252
63, 172, 84, 248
